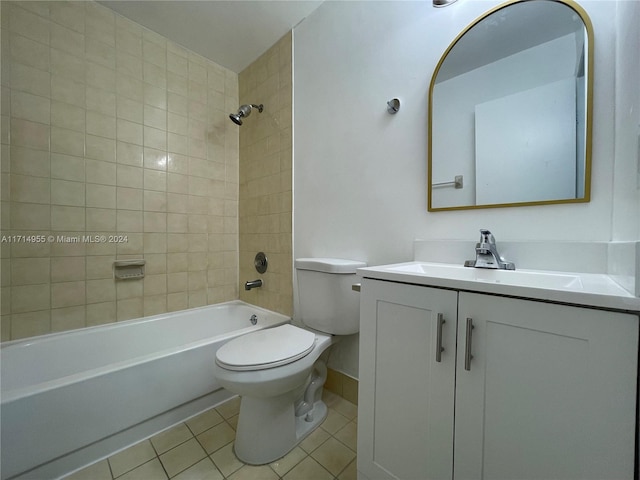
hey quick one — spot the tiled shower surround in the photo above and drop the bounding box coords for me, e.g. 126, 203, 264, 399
0, 1, 249, 340
238, 33, 293, 317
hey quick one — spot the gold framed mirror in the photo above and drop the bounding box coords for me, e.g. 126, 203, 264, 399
428, 0, 593, 211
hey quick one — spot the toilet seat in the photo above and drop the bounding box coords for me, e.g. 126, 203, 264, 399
216, 324, 316, 371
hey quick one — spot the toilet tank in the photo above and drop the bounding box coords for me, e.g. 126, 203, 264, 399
295, 258, 366, 335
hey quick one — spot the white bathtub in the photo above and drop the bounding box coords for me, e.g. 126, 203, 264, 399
0, 301, 289, 480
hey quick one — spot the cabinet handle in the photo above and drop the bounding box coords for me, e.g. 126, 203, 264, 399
436, 313, 445, 362
464, 317, 474, 371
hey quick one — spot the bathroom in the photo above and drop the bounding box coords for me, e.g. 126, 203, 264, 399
1, 0, 639, 478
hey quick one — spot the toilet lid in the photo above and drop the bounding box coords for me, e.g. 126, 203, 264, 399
216, 324, 316, 371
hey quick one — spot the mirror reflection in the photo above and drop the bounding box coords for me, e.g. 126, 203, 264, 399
428, 0, 592, 211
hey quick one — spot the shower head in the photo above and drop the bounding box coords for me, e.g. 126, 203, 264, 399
229, 104, 263, 126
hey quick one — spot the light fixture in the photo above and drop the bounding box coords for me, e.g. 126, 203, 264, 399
433, 0, 458, 7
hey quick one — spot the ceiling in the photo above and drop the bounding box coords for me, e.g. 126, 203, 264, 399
100, 1, 586, 81
99, 1, 324, 73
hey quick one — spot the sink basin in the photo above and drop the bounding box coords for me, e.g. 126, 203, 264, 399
382, 262, 584, 290
358, 261, 640, 312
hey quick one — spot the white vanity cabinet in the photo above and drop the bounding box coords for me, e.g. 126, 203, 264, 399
358, 278, 638, 480
358, 280, 458, 480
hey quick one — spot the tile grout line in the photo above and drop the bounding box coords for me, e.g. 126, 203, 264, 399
72, 391, 356, 480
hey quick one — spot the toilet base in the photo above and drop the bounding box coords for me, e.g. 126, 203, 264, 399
233, 394, 328, 465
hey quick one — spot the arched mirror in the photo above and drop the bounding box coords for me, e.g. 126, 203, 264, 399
428, 0, 593, 211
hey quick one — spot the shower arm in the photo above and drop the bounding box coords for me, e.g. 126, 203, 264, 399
229, 103, 264, 126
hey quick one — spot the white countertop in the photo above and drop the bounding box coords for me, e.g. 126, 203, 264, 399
358, 262, 640, 313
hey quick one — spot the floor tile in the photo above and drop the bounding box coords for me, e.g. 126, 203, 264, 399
185, 409, 225, 436
334, 420, 357, 451
269, 446, 307, 477
108, 440, 156, 478
151, 423, 194, 455
117, 459, 167, 480
299, 426, 331, 453
283, 456, 333, 480
160, 438, 207, 478
337, 458, 358, 480
322, 390, 341, 405
327, 396, 358, 421
227, 413, 239, 430
215, 396, 241, 419
196, 421, 236, 454
210, 443, 244, 477
172, 458, 224, 480
310, 437, 356, 476
227, 464, 279, 480
319, 409, 350, 435
62, 390, 358, 480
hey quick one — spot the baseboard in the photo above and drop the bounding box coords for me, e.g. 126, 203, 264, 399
325, 368, 358, 405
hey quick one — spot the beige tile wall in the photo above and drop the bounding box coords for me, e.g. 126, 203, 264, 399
238, 33, 293, 316
0, 1, 240, 340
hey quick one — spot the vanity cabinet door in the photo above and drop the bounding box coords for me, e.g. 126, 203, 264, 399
358, 279, 458, 480
454, 292, 638, 480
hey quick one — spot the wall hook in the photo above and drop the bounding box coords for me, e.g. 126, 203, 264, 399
387, 98, 400, 114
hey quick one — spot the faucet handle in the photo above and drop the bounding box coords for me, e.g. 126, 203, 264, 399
468, 229, 515, 270
479, 229, 495, 244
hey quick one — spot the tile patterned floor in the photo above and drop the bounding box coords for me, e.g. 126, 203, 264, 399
65, 390, 357, 480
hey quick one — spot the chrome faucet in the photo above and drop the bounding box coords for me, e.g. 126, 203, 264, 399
464, 229, 515, 270
244, 279, 263, 290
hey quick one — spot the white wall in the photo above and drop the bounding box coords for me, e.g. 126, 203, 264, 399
612, 0, 640, 241
293, 0, 628, 377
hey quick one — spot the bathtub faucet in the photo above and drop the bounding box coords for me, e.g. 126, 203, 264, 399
245, 279, 263, 290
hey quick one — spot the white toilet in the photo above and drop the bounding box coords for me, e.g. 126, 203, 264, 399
213, 258, 365, 465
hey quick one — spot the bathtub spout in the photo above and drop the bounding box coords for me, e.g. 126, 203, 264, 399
245, 279, 263, 290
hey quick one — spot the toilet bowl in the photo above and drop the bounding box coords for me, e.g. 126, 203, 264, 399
213, 258, 365, 465
214, 325, 333, 464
